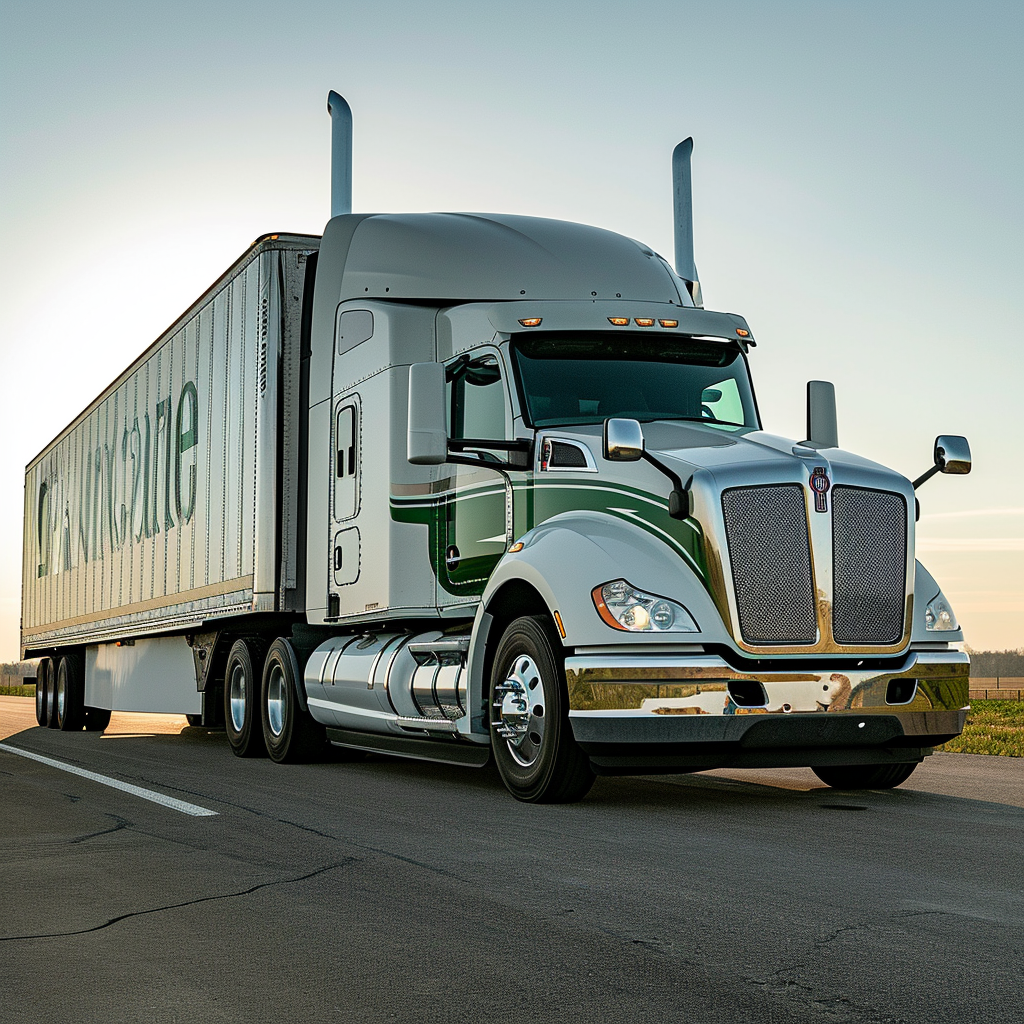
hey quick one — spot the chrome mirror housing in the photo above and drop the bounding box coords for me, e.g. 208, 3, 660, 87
407, 362, 448, 465
603, 418, 645, 462
935, 435, 972, 476
913, 434, 971, 489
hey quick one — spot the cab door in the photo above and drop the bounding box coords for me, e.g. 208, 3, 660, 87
437, 349, 512, 606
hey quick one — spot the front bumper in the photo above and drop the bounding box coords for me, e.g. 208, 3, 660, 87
565, 649, 969, 773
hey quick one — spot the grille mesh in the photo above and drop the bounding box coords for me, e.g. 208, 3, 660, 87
548, 441, 589, 468
721, 485, 816, 644
832, 487, 907, 644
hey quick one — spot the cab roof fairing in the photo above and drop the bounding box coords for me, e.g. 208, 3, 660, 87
318, 212, 694, 306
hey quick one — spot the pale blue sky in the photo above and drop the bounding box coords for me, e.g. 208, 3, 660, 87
2, 0, 1022, 656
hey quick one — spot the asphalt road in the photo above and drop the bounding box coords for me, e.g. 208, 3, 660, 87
1, 695, 1021, 1024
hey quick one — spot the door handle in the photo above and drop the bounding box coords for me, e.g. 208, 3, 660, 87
334, 546, 343, 571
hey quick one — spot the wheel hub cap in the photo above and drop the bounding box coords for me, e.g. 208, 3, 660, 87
494, 655, 547, 767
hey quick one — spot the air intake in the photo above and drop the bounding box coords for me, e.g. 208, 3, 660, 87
722, 485, 816, 645
832, 487, 907, 644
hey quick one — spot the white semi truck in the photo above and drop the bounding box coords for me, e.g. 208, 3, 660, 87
22, 92, 972, 802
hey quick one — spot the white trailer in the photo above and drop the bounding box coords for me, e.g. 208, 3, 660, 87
23, 93, 972, 801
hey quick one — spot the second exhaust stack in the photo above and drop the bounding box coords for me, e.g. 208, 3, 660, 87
328, 90, 353, 217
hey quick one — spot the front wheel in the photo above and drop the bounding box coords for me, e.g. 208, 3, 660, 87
812, 762, 919, 790
489, 615, 594, 803
261, 638, 327, 763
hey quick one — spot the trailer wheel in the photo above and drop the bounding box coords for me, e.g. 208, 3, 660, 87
489, 615, 594, 803
812, 762, 919, 789
45, 660, 61, 729
224, 639, 267, 757
56, 655, 86, 731
84, 707, 112, 732
35, 658, 53, 727
261, 638, 327, 764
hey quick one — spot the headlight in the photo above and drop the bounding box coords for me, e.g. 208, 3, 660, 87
924, 595, 958, 631
592, 580, 698, 633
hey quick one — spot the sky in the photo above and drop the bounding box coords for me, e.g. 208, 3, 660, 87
1, 0, 1022, 659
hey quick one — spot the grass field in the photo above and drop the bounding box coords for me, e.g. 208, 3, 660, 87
0, 685, 35, 698
939, 700, 1024, 757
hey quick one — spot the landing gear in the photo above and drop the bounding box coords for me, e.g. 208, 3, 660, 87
812, 762, 919, 789
489, 615, 594, 803
261, 639, 327, 763
224, 639, 267, 757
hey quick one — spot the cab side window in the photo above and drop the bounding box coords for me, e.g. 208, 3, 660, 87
447, 353, 508, 440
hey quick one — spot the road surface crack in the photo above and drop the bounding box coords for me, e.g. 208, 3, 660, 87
0, 860, 354, 943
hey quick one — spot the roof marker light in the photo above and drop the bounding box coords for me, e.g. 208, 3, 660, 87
608, 317, 630, 326
518, 318, 543, 327
634, 318, 655, 327
658, 319, 678, 328
736, 328, 750, 337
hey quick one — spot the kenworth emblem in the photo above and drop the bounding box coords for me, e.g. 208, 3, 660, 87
810, 466, 831, 513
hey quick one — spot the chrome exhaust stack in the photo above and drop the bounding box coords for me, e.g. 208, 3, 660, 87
672, 138, 703, 308
328, 90, 353, 217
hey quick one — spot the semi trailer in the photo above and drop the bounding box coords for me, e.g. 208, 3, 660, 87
22, 92, 972, 802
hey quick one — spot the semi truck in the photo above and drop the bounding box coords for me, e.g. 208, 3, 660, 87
22, 92, 972, 802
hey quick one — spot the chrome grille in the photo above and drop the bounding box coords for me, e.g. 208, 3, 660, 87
721, 485, 816, 644
832, 487, 907, 644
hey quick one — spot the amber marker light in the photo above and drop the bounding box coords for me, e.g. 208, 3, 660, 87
607, 317, 630, 326
736, 328, 750, 337
634, 318, 655, 327
553, 610, 567, 639
509, 541, 524, 553
658, 319, 678, 328
591, 584, 620, 629
518, 318, 543, 327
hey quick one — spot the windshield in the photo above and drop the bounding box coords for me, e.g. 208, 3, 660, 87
511, 332, 759, 428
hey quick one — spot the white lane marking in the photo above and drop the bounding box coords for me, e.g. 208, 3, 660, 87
0, 743, 218, 817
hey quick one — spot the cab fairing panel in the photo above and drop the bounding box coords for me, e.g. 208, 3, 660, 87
307, 301, 444, 624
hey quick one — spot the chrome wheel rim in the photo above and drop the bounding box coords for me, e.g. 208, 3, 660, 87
494, 655, 547, 768
229, 664, 247, 732
56, 676, 66, 720
266, 663, 286, 738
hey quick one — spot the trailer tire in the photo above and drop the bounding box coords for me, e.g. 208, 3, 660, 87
35, 658, 53, 727
812, 762, 919, 789
489, 615, 595, 803
84, 706, 112, 732
56, 655, 86, 731
261, 638, 327, 764
224, 639, 268, 758
45, 660, 60, 729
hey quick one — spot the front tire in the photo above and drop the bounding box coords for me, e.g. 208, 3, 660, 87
224, 639, 267, 757
261, 638, 327, 764
812, 762, 919, 790
489, 615, 594, 803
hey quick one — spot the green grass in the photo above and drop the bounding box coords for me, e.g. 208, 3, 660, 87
0, 684, 35, 698
939, 700, 1024, 757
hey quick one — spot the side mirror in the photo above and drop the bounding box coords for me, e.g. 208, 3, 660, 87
804, 380, 838, 449
913, 435, 971, 489
934, 435, 971, 475
407, 362, 448, 465
603, 418, 645, 462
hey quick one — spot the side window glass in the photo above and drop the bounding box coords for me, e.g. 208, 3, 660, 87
701, 378, 744, 425
336, 309, 374, 356
446, 354, 507, 440
334, 402, 359, 520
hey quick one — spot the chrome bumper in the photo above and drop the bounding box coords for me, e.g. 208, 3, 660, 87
564, 650, 969, 772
